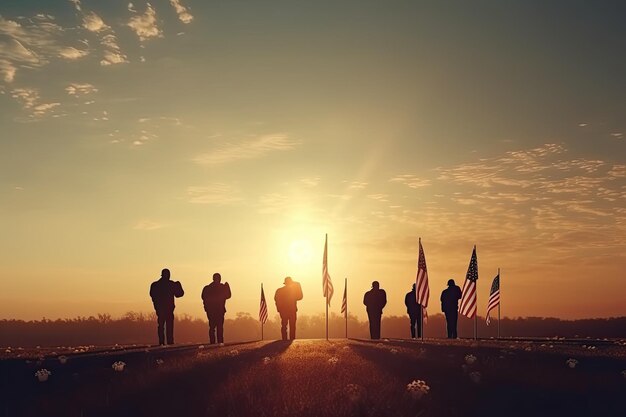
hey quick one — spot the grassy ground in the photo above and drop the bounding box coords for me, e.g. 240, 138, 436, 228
2, 339, 625, 417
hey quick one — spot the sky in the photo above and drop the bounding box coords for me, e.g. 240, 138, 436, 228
1, 1, 625, 321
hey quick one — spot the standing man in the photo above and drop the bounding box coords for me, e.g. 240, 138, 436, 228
441, 279, 462, 339
405, 283, 422, 339
274, 277, 303, 340
149, 268, 184, 345
363, 281, 387, 339
201, 273, 232, 345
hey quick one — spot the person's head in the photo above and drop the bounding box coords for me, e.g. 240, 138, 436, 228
284, 276, 293, 285
447, 279, 455, 287
161, 268, 170, 280
372, 281, 380, 289
412, 283, 416, 291
213, 273, 221, 283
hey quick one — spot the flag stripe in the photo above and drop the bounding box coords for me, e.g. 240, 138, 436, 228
485, 273, 500, 325
415, 239, 429, 308
459, 246, 478, 318
259, 286, 268, 324
323, 234, 334, 305
341, 281, 347, 314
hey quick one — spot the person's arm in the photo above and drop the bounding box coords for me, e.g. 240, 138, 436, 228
174, 281, 184, 298
224, 282, 232, 300
296, 283, 303, 301
363, 292, 368, 306
381, 290, 387, 309
149, 283, 155, 301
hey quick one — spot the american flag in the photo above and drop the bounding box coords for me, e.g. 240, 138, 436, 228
459, 246, 478, 318
323, 234, 334, 305
341, 278, 347, 315
259, 284, 268, 324
415, 238, 430, 320
486, 273, 500, 325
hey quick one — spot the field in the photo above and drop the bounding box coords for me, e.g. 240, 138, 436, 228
1, 338, 625, 417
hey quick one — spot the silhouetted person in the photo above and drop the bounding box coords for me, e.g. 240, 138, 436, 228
441, 279, 462, 339
149, 268, 184, 345
201, 273, 232, 345
363, 281, 387, 339
274, 276, 303, 340
405, 283, 422, 339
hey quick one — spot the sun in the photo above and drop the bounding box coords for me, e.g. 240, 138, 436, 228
288, 239, 313, 264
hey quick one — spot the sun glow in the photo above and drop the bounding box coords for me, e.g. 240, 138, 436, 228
288, 239, 313, 265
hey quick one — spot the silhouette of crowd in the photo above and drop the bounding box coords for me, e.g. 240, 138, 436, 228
150, 268, 465, 345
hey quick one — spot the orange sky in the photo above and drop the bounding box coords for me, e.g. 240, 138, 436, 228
0, 1, 625, 321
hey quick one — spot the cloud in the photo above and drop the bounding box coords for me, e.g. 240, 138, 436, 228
133, 219, 166, 231
0, 59, 17, 82
193, 133, 298, 165
345, 181, 368, 189
389, 175, 431, 188
0, 15, 67, 81
82, 11, 109, 32
99, 34, 128, 66
367, 194, 389, 202
170, 0, 194, 24
11, 87, 61, 117
300, 177, 320, 187
128, 3, 162, 41
59, 46, 89, 60
65, 83, 98, 96
187, 184, 242, 205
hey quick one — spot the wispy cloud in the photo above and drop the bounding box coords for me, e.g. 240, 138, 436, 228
389, 174, 431, 188
187, 184, 242, 205
65, 82, 97, 96
59, 46, 89, 60
11, 87, 60, 117
128, 3, 162, 41
170, 0, 194, 24
133, 219, 166, 231
193, 133, 298, 165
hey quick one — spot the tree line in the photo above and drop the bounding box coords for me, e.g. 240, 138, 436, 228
1, 312, 624, 347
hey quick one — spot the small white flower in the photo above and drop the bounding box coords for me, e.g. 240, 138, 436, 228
328, 356, 339, 365
156, 359, 164, 366
465, 354, 477, 365
262, 356, 271, 364
58, 355, 68, 365
566, 358, 578, 369
524, 346, 532, 352
5, 348, 12, 353
406, 379, 430, 399
35, 369, 51, 382
342, 345, 350, 351
112, 361, 126, 372
345, 383, 366, 402
229, 349, 239, 356
469, 371, 481, 384
198, 345, 205, 349
390, 348, 398, 354
383, 339, 390, 342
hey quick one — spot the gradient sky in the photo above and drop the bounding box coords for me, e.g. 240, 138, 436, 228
1, 1, 625, 321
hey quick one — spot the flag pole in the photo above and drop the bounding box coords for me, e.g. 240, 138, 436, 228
326, 294, 329, 341
261, 283, 264, 341
497, 268, 501, 339
344, 277, 348, 338
420, 306, 424, 341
